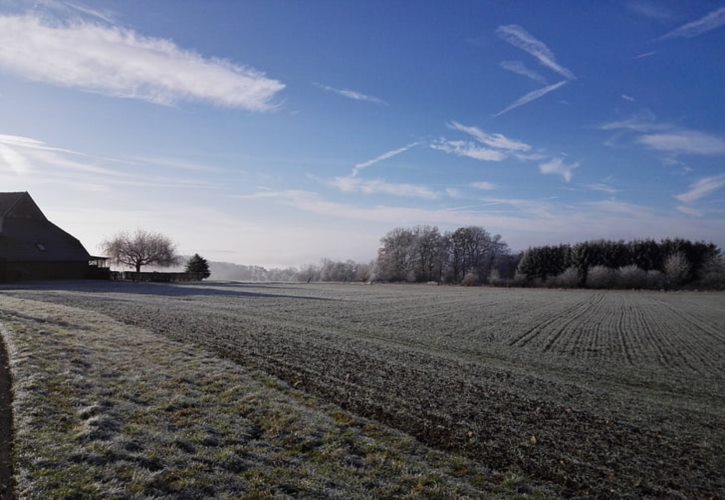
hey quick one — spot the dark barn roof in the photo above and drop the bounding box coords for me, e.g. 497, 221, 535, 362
0, 192, 90, 263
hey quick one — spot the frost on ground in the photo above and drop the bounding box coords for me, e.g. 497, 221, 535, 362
2, 281, 724, 498
0, 296, 542, 498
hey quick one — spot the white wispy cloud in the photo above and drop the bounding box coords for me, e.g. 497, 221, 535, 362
447, 121, 531, 151
621, 94, 636, 102
14, 0, 117, 24
352, 142, 420, 176
598, 112, 667, 132
496, 24, 575, 80
469, 181, 496, 190
0, 133, 221, 191
660, 6, 725, 40
627, 1, 673, 22
313, 83, 387, 105
587, 183, 619, 194
329, 176, 439, 200
63, 1, 116, 23
0, 14, 284, 110
478, 196, 561, 218
495, 80, 567, 116
539, 157, 579, 182
512, 151, 548, 161
675, 175, 725, 204
132, 156, 222, 173
584, 200, 652, 218
634, 51, 657, 59
445, 188, 463, 198
499, 60, 547, 84
676, 205, 703, 217
638, 131, 725, 156
431, 140, 508, 162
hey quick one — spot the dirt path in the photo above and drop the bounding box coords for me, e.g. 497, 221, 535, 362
0, 329, 14, 500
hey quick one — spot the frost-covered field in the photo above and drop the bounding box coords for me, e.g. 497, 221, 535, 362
0, 295, 531, 498
2, 281, 724, 498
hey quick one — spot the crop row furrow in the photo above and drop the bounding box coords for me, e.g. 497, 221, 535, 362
652, 314, 722, 376
540, 294, 605, 354
506, 297, 588, 348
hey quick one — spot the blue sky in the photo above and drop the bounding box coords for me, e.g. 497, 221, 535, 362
0, 0, 724, 267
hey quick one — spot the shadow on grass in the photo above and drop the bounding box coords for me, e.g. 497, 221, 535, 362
0, 328, 15, 500
0, 280, 334, 302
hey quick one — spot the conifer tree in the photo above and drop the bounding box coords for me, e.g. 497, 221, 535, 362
186, 253, 211, 279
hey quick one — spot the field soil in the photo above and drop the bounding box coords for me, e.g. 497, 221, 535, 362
2, 281, 724, 498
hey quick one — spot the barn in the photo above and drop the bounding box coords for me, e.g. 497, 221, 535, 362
0, 192, 96, 281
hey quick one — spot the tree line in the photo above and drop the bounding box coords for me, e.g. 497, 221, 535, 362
102, 228, 724, 289
515, 238, 722, 289
297, 230, 723, 290
371, 226, 515, 284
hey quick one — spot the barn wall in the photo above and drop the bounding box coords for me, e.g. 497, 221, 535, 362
0, 261, 90, 282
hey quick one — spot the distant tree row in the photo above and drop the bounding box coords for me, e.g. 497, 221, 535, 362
372, 226, 517, 284
206, 262, 298, 282
516, 239, 722, 289
296, 259, 374, 283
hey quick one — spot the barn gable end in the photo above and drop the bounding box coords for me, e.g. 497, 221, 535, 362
0, 192, 92, 281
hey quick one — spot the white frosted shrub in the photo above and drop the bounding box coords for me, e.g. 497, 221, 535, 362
586, 265, 615, 289
664, 252, 690, 287
615, 265, 647, 289
461, 272, 479, 286
550, 267, 579, 288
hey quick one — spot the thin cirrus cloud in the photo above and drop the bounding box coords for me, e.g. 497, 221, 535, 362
498, 60, 547, 84
495, 80, 567, 117
0, 133, 221, 191
598, 112, 668, 133
323, 142, 430, 200
313, 83, 387, 105
675, 175, 725, 204
351, 142, 421, 176
430, 140, 508, 162
676, 205, 703, 217
496, 24, 575, 80
495, 24, 574, 116
634, 51, 657, 59
0, 14, 285, 111
638, 130, 725, 156
447, 122, 531, 151
469, 181, 496, 191
63, 1, 116, 23
587, 183, 619, 194
434, 121, 554, 167
660, 6, 725, 40
539, 157, 579, 182
627, 1, 674, 22
329, 176, 440, 200
600, 115, 725, 161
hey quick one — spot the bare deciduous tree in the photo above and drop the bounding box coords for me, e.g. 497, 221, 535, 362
102, 230, 179, 272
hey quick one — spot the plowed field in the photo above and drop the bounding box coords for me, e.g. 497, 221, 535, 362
5, 282, 724, 498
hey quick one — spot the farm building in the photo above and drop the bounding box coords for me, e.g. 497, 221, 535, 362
0, 192, 100, 281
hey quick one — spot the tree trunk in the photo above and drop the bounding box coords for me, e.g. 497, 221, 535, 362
135, 263, 141, 272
